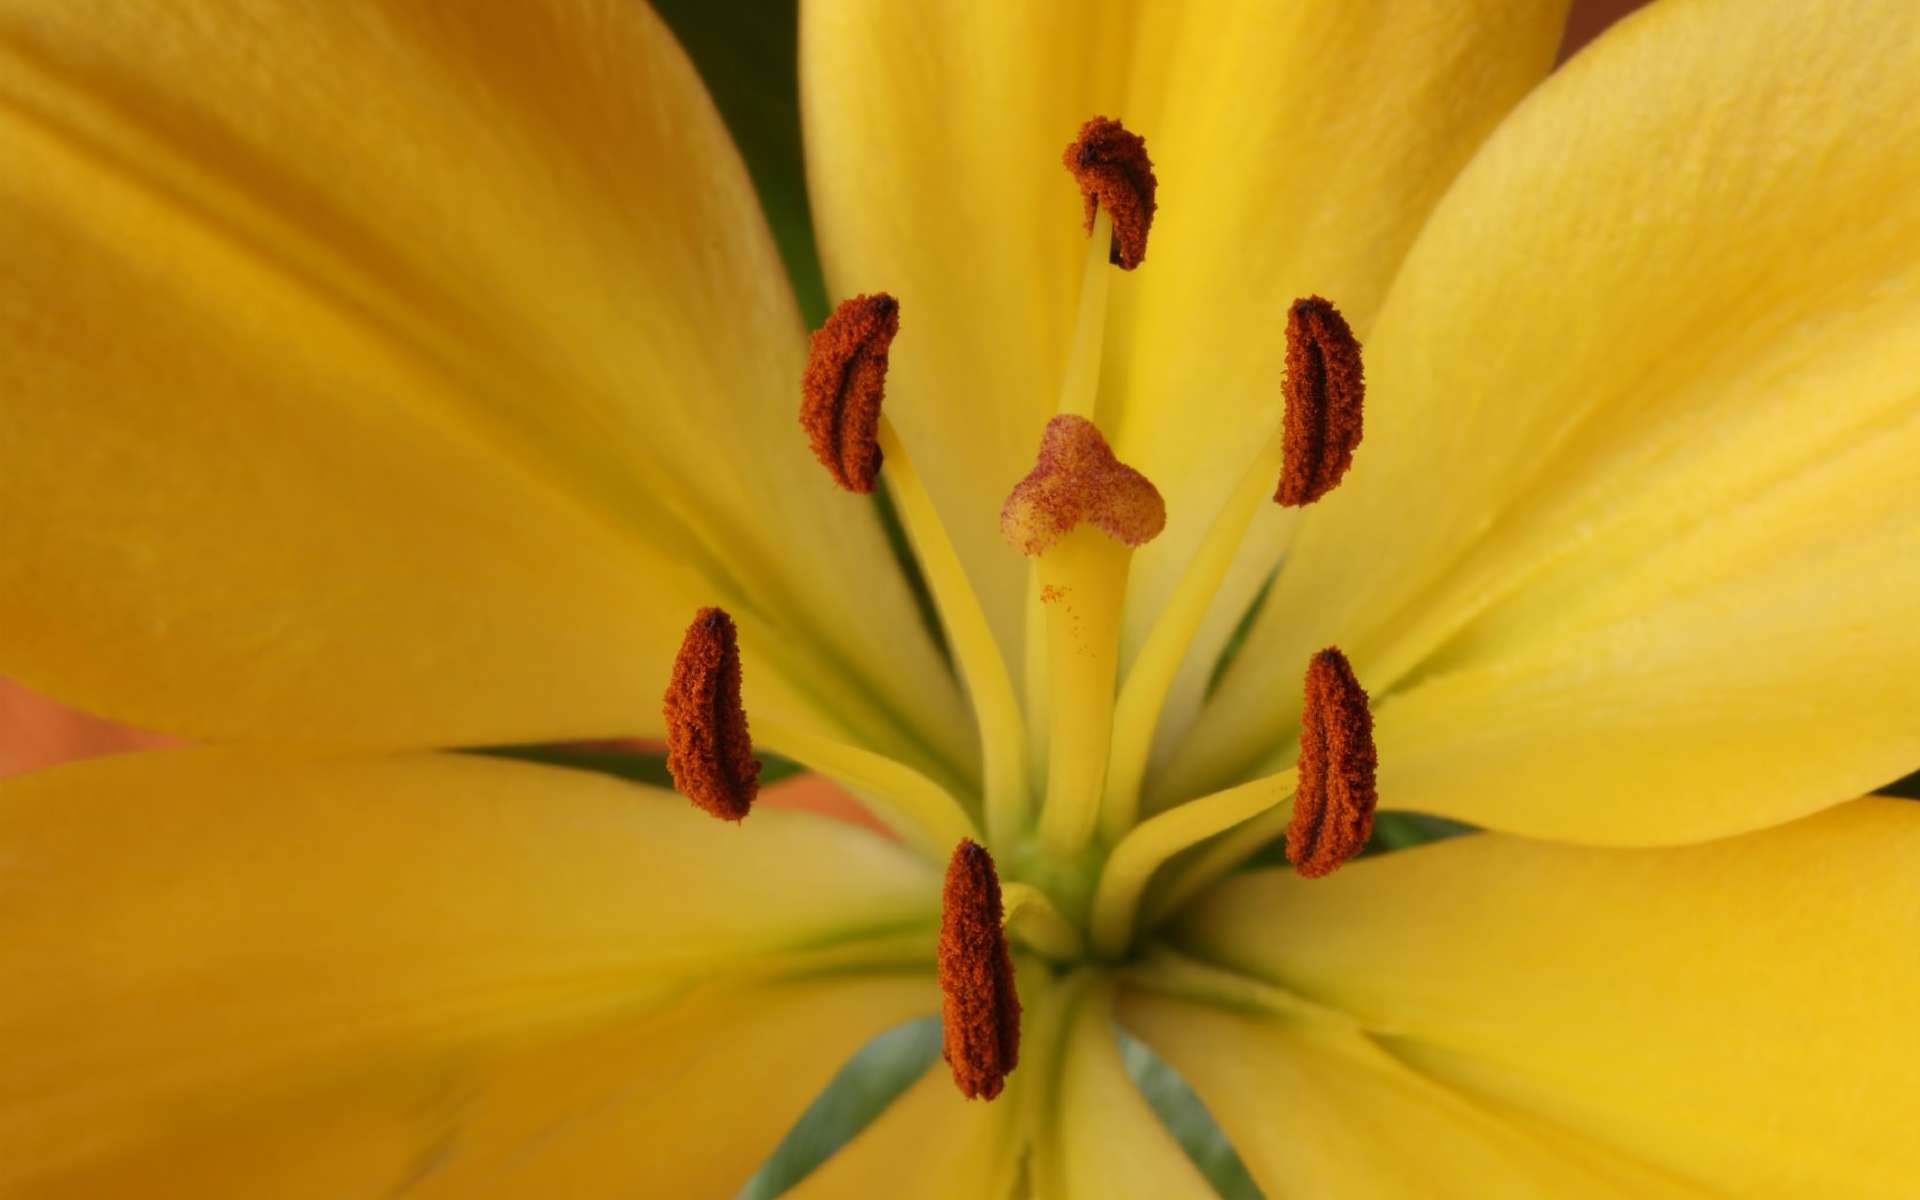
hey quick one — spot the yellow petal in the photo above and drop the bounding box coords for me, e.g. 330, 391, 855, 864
1107, 0, 1569, 681
1179, 0, 1920, 843
802, 0, 1568, 687
1168, 799, 1920, 1196
1030, 975, 1213, 1199
0, 0, 968, 772
0, 749, 940, 1197
1121, 996, 1687, 1197
787, 1063, 1029, 1200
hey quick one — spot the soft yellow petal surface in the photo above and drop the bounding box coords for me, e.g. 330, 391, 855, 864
788, 1062, 1030, 1200
0, 749, 940, 1198
1029, 976, 1211, 1199
1122, 997, 1689, 1198
1178, 0, 1920, 843
802, 0, 1568, 685
0, 0, 968, 772
1166, 799, 1920, 1196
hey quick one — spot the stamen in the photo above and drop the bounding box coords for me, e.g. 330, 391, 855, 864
1064, 117, 1157, 270
1088, 767, 1293, 959
663, 607, 761, 821
1001, 415, 1166, 556
800, 293, 899, 493
1101, 427, 1282, 841
939, 839, 1022, 1100
1287, 648, 1377, 877
1275, 297, 1365, 507
873, 413, 1034, 845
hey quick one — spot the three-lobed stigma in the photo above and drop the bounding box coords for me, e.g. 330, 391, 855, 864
1287, 647, 1378, 877
1000, 414, 1166, 556
800, 292, 899, 494
938, 839, 1022, 1101
663, 607, 761, 821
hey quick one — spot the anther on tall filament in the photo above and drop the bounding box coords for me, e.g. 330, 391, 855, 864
938, 839, 1021, 1100
1001, 415, 1166, 555
1064, 117, 1157, 270
1287, 648, 1377, 878
800, 293, 899, 493
1275, 296, 1365, 507
663, 607, 761, 821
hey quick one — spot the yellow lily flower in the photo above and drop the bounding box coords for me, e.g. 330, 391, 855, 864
3, 0, 1918, 1195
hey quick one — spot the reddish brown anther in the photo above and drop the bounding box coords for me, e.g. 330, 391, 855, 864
1000, 415, 1166, 555
1275, 296, 1365, 507
1287, 648, 1377, 879
1064, 117, 1157, 270
938, 839, 1021, 1100
800, 293, 899, 493
662, 607, 761, 821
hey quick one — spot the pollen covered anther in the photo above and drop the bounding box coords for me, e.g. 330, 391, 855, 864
1001, 415, 1166, 555
1275, 296, 1365, 507
1287, 647, 1377, 878
939, 839, 1021, 1101
662, 607, 761, 821
800, 293, 899, 493
1064, 117, 1157, 270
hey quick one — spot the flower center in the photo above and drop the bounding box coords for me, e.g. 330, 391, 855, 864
664, 116, 1379, 1102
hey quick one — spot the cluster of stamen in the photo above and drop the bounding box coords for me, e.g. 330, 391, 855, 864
656, 115, 1384, 1105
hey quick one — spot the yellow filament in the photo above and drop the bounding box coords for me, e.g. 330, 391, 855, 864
1057, 205, 1114, 420
876, 416, 1032, 844
1087, 768, 1293, 958
754, 716, 980, 856
1101, 428, 1284, 841
1034, 524, 1133, 864
1142, 769, 1299, 928
1000, 881, 1087, 963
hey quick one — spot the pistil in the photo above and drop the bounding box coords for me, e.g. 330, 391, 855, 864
1002, 415, 1165, 864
